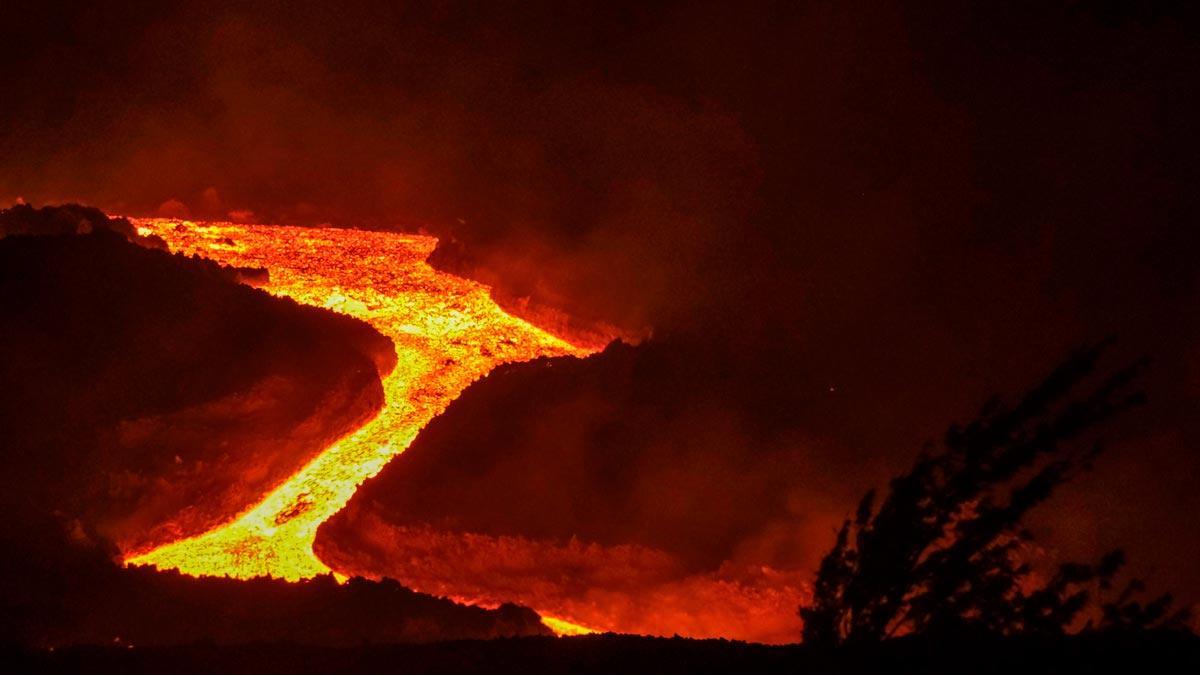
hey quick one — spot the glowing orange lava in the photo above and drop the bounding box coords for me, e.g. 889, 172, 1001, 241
123, 218, 593, 584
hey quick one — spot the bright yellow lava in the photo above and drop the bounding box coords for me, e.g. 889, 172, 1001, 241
540, 616, 599, 637
124, 218, 592, 581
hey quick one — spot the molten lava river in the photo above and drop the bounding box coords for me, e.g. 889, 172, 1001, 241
123, 218, 807, 643
123, 219, 591, 621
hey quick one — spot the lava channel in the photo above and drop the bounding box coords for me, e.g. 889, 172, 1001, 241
122, 218, 595, 627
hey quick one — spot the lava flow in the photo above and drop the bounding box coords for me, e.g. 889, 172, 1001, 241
123, 218, 593, 582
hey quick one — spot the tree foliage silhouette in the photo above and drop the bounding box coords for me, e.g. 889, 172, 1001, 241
800, 343, 1191, 645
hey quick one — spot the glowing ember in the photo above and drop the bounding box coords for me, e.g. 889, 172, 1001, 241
123, 218, 592, 581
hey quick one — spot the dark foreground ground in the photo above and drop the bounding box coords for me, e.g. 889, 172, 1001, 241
7, 631, 1198, 675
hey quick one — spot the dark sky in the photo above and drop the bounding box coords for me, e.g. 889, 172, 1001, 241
2, 0, 1197, 607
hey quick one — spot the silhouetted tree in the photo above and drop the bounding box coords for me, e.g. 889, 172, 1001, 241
800, 343, 1191, 645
